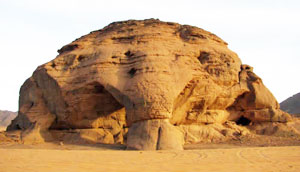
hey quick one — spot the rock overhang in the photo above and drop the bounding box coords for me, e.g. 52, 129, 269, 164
7, 19, 294, 150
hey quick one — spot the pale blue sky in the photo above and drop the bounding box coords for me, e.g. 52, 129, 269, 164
0, 0, 299, 111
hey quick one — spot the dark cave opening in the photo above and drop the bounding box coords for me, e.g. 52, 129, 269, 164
236, 116, 251, 126
94, 84, 104, 93
15, 124, 21, 130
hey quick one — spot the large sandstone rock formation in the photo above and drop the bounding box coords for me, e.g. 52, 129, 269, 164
8, 19, 294, 150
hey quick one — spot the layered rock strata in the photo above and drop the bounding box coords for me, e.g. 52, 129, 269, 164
8, 19, 294, 150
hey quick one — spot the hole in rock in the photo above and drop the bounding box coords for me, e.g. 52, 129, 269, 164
236, 116, 251, 126
94, 84, 104, 93
51, 62, 56, 68
78, 55, 87, 61
125, 51, 134, 58
197, 51, 210, 64
128, 68, 137, 77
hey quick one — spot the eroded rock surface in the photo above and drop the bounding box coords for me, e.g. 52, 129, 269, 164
8, 19, 294, 150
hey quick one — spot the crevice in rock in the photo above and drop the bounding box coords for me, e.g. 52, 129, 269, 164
29, 102, 34, 108
156, 126, 162, 150
197, 51, 210, 64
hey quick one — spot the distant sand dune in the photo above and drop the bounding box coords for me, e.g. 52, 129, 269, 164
0, 146, 300, 172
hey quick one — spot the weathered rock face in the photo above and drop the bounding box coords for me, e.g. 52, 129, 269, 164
8, 19, 293, 150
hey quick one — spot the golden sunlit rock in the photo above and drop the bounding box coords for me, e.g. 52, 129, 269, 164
7, 19, 297, 150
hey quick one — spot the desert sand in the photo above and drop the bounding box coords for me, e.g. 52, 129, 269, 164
0, 144, 299, 172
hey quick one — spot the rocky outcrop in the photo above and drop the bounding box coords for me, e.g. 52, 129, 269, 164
280, 92, 300, 115
8, 19, 294, 150
0, 110, 17, 129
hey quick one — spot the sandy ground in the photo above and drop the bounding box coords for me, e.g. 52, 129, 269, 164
0, 144, 299, 172
1, 127, 300, 172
